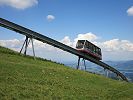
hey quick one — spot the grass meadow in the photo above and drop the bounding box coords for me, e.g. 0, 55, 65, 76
0, 46, 133, 100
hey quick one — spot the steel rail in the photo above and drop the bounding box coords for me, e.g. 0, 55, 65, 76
0, 18, 128, 82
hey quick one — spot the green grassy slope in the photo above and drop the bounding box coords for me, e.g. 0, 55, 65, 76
0, 46, 133, 100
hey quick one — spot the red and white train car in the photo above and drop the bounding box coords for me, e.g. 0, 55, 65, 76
76, 40, 102, 60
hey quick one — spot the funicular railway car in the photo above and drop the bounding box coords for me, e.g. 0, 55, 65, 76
76, 40, 102, 60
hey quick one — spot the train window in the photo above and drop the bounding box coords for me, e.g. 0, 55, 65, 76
85, 41, 89, 49
76, 40, 85, 49
89, 43, 92, 51
88, 42, 91, 50
92, 46, 94, 53
96, 47, 98, 54
94, 46, 96, 53
98, 48, 101, 55
95, 47, 97, 54
99, 49, 101, 55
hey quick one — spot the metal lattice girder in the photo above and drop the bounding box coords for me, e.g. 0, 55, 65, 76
19, 36, 36, 59
0, 18, 128, 82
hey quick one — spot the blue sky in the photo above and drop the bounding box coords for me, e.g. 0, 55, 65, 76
0, 0, 133, 62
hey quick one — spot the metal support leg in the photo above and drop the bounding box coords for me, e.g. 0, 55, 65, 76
20, 37, 27, 54
106, 70, 109, 77
77, 57, 87, 70
30, 38, 36, 60
20, 36, 36, 60
83, 59, 86, 70
77, 57, 80, 69
24, 36, 30, 55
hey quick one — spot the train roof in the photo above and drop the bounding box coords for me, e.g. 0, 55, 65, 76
77, 40, 101, 49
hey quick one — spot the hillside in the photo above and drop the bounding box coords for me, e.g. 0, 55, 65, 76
0, 46, 133, 100
66, 60, 133, 82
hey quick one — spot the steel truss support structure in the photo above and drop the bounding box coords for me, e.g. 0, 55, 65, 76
20, 36, 36, 59
105, 69, 109, 78
77, 56, 86, 70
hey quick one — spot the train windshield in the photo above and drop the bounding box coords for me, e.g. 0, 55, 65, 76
76, 40, 85, 49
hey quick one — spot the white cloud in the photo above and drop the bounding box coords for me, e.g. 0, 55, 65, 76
46, 15, 55, 21
74, 32, 98, 42
60, 36, 72, 46
101, 39, 120, 51
127, 6, 133, 16
0, 39, 22, 48
0, 0, 38, 9
100, 39, 133, 52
